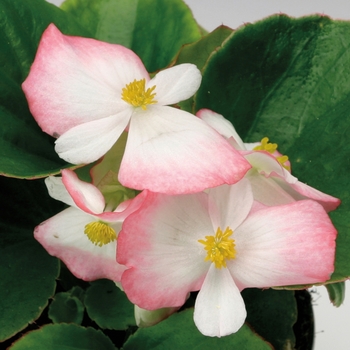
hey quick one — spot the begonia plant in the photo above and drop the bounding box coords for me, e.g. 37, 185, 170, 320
0, 0, 349, 349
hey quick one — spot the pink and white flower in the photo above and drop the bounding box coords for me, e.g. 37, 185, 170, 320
117, 180, 337, 337
22, 24, 251, 194
197, 109, 340, 212
35, 169, 145, 282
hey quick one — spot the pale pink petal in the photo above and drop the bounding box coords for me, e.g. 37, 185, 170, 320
229, 200, 337, 290
119, 106, 251, 194
55, 111, 131, 164
196, 109, 245, 150
34, 207, 125, 282
62, 169, 105, 215
118, 191, 212, 309
44, 175, 76, 208
22, 23, 148, 136
135, 305, 181, 327
150, 64, 201, 105
194, 264, 246, 337
207, 180, 253, 230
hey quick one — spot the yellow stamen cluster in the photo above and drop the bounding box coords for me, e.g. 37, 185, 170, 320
121, 78, 157, 110
198, 227, 236, 269
253, 137, 291, 171
84, 221, 117, 247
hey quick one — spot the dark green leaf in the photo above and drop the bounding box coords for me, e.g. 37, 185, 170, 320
242, 289, 297, 350
85, 279, 135, 330
9, 324, 116, 350
195, 15, 350, 283
123, 308, 272, 349
0, 177, 63, 341
0, 0, 91, 178
61, 0, 202, 71
48, 287, 85, 325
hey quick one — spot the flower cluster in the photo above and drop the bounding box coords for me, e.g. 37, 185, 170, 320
23, 24, 340, 337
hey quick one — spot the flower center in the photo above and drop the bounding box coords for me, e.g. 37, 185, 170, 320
253, 137, 291, 171
121, 78, 157, 110
198, 226, 236, 269
84, 221, 117, 247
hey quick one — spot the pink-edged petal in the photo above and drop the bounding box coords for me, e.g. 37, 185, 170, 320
229, 200, 337, 290
135, 305, 181, 327
150, 64, 201, 105
194, 264, 246, 337
119, 106, 251, 194
285, 180, 341, 213
55, 111, 131, 164
34, 207, 126, 282
196, 109, 246, 150
22, 23, 148, 136
44, 175, 76, 208
62, 169, 105, 215
118, 191, 212, 309
207, 179, 253, 230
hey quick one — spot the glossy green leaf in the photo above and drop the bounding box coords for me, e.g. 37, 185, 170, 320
9, 324, 116, 350
123, 308, 272, 349
0, 177, 63, 341
85, 279, 136, 330
326, 282, 346, 307
195, 15, 350, 283
0, 0, 91, 178
242, 289, 297, 350
48, 287, 85, 325
61, 0, 202, 72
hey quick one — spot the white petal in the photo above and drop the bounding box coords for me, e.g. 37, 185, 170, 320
44, 175, 76, 208
150, 64, 201, 105
194, 264, 246, 337
55, 111, 131, 164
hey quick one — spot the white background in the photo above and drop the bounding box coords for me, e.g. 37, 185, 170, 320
45, 1, 350, 348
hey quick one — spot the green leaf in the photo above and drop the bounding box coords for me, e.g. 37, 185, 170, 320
175, 25, 233, 112
123, 308, 272, 349
195, 14, 350, 283
61, 0, 202, 71
242, 289, 297, 350
9, 324, 116, 350
85, 279, 136, 330
0, 177, 63, 341
48, 287, 85, 325
326, 282, 346, 307
0, 0, 91, 178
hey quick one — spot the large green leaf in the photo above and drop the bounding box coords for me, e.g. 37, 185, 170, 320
195, 15, 350, 283
0, 177, 63, 341
61, 0, 202, 72
123, 308, 272, 349
0, 0, 91, 178
9, 324, 116, 350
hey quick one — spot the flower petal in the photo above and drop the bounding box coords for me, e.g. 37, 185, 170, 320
119, 106, 251, 194
196, 109, 245, 150
230, 200, 337, 289
55, 111, 131, 164
22, 23, 148, 136
150, 64, 201, 105
34, 207, 125, 282
207, 179, 253, 230
194, 264, 246, 337
118, 191, 212, 309
45, 175, 76, 208
62, 169, 105, 215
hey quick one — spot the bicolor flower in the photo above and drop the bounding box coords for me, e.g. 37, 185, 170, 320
197, 109, 340, 212
35, 169, 145, 282
117, 180, 337, 337
22, 24, 251, 194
